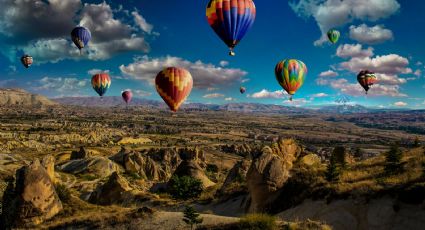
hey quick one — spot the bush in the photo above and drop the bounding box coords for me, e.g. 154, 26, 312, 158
333, 146, 346, 168
238, 214, 277, 230
385, 144, 404, 175
55, 184, 71, 202
325, 155, 340, 182
168, 176, 203, 200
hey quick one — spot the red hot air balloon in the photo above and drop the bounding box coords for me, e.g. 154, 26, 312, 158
357, 70, 377, 94
21, 55, 33, 68
155, 67, 193, 112
122, 90, 133, 104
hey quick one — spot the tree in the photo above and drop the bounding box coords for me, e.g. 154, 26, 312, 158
325, 155, 340, 182
183, 205, 203, 230
168, 176, 203, 200
333, 146, 347, 169
385, 144, 404, 175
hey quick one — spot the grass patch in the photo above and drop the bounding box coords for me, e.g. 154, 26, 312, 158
238, 213, 277, 230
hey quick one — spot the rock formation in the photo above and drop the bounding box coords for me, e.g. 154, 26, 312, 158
41, 155, 56, 184
0, 88, 57, 106
89, 172, 134, 205
219, 160, 250, 195
246, 139, 302, 212
58, 156, 120, 178
1, 159, 62, 228
70, 147, 92, 160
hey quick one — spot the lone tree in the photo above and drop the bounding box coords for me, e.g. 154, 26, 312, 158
183, 205, 203, 230
385, 144, 404, 175
333, 146, 347, 169
326, 154, 340, 182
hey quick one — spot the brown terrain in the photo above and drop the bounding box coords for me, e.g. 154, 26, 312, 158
0, 89, 424, 229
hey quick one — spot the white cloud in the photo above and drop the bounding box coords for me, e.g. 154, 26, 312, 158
394, 101, 407, 107
289, 0, 400, 45
311, 93, 328, 98
119, 56, 248, 89
349, 24, 393, 44
33, 77, 88, 93
203, 93, 225, 99
225, 97, 235, 101
250, 89, 287, 99
220, 61, 229, 67
88, 69, 110, 75
336, 44, 374, 59
414, 69, 422, 77
132, 11, 153, 34
375, 73, 406, 85
133, 89, 152, 97
319, 70, 338, 77
340, 54, 412, 75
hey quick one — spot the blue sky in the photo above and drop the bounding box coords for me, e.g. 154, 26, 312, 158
0, 0, 425, 108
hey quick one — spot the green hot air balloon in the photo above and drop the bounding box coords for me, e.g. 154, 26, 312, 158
327, 29, 340, 44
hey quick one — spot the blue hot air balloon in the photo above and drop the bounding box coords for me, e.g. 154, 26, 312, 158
71, 26, 91, 54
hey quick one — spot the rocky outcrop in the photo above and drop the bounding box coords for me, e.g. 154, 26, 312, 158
1, 159, 62, 228
110, 148, 181, 182
89, 172, 134, 205
219, 160, 250, 195
70, 147, 92, 160
58, 156, 120, 178
172, 148, 215, 188
0, 88, 57, 106
299, 153, 322, 167
246, 139, 302, 212
41, 155, 56, 184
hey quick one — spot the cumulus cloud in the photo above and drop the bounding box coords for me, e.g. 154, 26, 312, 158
203, 93, 225, 99
394, 101, 407, 107
0, 0, 153, 63
289, 0, 400, 45
33, 77, 88, 93
250, 89, 287, 99
225, 97, 235, 101
319, 70, 338, 77
376, 73, 407, 85
133, 89, 152, 97
311, 93, 328, 98
132, 11, 153, 34
220, 61, 229, 67
119, 56, 248, 89
336, 44, 374, 59
339, 54, 412, 75
349, 24, 393, 44
88, 69, 110, 75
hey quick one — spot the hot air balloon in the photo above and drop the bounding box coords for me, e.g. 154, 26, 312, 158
122, 90, 133, 104
275, 59, 307, 101
71, 26, 91, 54
206, 0, 256, 56
155, 67, 193, 112
240, 87, 246, 94
327, 29, 340, 44
357, 70, 377, 94
91, 73, 111, 97
21, 55, 33, 68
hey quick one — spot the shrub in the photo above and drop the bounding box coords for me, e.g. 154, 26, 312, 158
238, 214, 277, 230
333, 146, 346, 168
168, 176, 203, 200
385, 144, 404, 175
325, 155, 340, 182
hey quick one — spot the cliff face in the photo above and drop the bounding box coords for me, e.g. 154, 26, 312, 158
0, 89, 57, 106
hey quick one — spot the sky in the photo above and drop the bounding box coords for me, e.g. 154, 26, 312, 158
1, 0, 425, 109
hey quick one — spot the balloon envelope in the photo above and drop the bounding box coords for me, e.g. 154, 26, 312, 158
357, 70, 377, 94
155, 67, 193, 112
275, 59, 307, 100
122, 91, 133, 104
71, 26, 91, 50
206, 0, 256, 56
21, 55, 33, 68
327, 29, 340, 44
91, 73, 111, 97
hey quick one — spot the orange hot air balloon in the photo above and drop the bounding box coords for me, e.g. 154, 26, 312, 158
155, 67, 193, 112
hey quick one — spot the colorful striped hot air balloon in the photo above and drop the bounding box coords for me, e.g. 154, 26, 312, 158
206, 0, 256, 56
357, 70, 377, 94
71, 26, 91, 54
155, 67, 193, 112
91, 73, 111, 97
275, 59, 307, 101
122, 90, 133, 104
21, 55, 33, 68
327, 29, 340, 44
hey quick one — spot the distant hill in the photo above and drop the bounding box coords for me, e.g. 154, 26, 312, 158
52, 97, 311, 114
0, 88, 57, 106
318, 104, 372, 114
